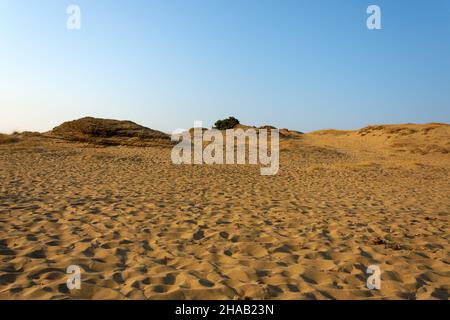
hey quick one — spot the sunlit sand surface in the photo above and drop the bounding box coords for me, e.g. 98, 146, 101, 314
0, 122, 449, 299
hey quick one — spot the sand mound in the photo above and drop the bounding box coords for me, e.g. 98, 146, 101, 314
356, 123, 449, 136
279, 128, 304, 139
357, 123, 450, 154
0, 132, 43, 145
187, 124, 303, 140
186, 124, 303, 142
310, 129, 352, 136
308, 123, 450, 155
50, 117, 172, 147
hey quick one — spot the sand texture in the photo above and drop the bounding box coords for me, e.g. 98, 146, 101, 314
0, 122, 449, 300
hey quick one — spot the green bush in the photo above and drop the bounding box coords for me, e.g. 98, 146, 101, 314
213, 117, 240, 130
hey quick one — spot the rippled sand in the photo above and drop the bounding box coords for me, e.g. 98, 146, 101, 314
0, 124, 449, 299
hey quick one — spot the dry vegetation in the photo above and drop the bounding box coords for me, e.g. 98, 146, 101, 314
49, 117, 172, 147
0, 133, 20, 145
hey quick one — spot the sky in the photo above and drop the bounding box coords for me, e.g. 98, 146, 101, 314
1, 0, 449, 133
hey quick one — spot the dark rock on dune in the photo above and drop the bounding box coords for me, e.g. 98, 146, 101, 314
50, 117, 172, 147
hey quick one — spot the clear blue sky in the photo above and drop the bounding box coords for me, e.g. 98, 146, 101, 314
1, 0, 449, 133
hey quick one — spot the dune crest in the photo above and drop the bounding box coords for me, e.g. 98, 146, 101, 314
307, 123, 450, 155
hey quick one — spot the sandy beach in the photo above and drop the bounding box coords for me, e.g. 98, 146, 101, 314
0, 121, 449, 300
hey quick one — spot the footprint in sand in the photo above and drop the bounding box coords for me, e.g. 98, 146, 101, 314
198, 279, 214, 288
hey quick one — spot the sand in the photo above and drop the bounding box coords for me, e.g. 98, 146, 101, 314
0, 123, 449, 300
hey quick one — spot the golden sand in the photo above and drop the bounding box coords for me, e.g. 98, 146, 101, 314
0, 123, 449, 299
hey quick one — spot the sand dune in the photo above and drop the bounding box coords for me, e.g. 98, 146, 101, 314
49, 117, 172, 147
0, 121, 449, 300
309, 123, 450, 155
